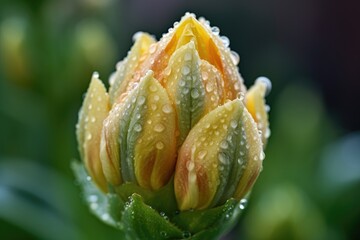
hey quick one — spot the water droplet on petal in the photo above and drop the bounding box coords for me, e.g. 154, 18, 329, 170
149, 85, 157, 92
191, 89, 199, 99
256, 76, 272, 96
211, 26, 220, 35
154, 123, 165, 132
220, 140, 229, 149
186, 161, 195, 171
149, 43, 157, 54
156, 141, 164, 150
92, 71, 99, 79
230, 50, 240, 65
138, 96, 146, 105
182, 66, 190, 75
162, 104, 173, 114
260, 151, 265, 161
134, 123, 142, 132
86, 133, 92, 140
164, 67, 172, 76
184, 52, 192, 61
198, 150, 207, 159
218, 153, 228, 165
132, 31, 143, 42
230, 120, 238, 129
220, 36, 230, 47
202, 71, 209, 80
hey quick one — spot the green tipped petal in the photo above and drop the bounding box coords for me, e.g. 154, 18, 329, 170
174, 99, 263, 210
164, 41, 206, 145
109, 33, 155, 104
76, 73, 110, 192
106, 71, 177, 190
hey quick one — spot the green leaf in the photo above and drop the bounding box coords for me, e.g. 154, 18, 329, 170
122, 194, 183, 240
71, 161, 124, 229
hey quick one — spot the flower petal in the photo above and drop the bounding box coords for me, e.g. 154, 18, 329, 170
245, 77, 271, 146
174, 99, 263, 210
102, 71, 177, 190
108, 33, 155, 104
76, 73, 110, 192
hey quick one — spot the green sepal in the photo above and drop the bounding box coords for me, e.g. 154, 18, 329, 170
72, 161, 244, 239
122, 194, 183, 239
172, 198, 243, 239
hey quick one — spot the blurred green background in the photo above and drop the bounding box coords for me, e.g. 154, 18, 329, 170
0, 0, 359, 239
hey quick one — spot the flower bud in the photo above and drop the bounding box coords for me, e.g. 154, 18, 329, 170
74, 12, 271, 240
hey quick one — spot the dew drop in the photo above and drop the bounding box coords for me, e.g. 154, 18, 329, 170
259, 151, 265, 161
220, 36, 230, 47
90, 202, 98, 210
206, 82, 214, 92
154, 123, 165, 132
164, 67, 172, 76
88, 195, 98, 202
202, 71, 209, 80
162, 104, 173, 114
187, 161, 195, 171
230, 50, 240, 65
149, 43, 157, 54
265, 104, 271, 112
184, 52, 192, 61
182, 66, 190, 75
86, 176, 92, 181
239, 199, 248, 209
220, 140, 229, 149
255, 76, 272, 96
132, 31, 143, 42
191, 89, 199, 99
134, 123, 142, 132
88, 104, 93, 110
149, 85, 158, 92
101, 213, 110, 221
91, 117, 96, 123
218, 153, 228, 165
156, 141, 164, 150
198, 150, 207, 159
153, 95, 160, 101
230, 120, 238, 129
92, 71, 99, 79
138, 96, 146, 105
211, 26, 220, 35
179, 80, 186, 87
234, 81, 241, 91
265, 128, 271, 138
86, 133, 92, 140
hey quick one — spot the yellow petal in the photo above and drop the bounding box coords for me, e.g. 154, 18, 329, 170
174, 99, 264, 210
100, 103, 123, 186
109, 32, 155, 104
245, 77, 271, 146
76, 73, 110, 192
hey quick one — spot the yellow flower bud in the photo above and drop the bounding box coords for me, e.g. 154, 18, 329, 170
75, 13, 270, 217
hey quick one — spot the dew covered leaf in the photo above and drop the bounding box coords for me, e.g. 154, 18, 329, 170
71, 161, 124, 229
122, 193, 183, 240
